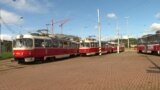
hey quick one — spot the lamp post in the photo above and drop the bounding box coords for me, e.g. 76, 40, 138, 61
18, 17, 23, 34
117, 25, 120, 54
0, 8, 2, 55
125, 17, 129, 48
97, 9, 101, 55
115, 19, 120, 54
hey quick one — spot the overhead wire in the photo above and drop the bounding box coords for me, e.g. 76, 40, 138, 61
1, 18, 16, 34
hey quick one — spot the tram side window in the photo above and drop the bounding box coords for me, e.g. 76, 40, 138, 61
147, 36, 153, 44
35, 39, 44, 47
58, 41, 63, 48
156, 34, 160, 43
102, 43, 106, 47
76, 43, 79, 48
25, 39, 33, 47
153, 35, 158, 44
52, 40, 59, 47
73, 43, 77, 48
67, 42, 70, 48
71, 43, 76, 48
80, 42, 90, 47
147, 38, 151, 44
80, 42, 84, 47
95, 43, 98, 47
85, 43, 90, 47
91, 43, 94, 47
70, 42, 73, 48
77, 44, 80, 48
45, 40, 53, 47
63, 41, 68, 48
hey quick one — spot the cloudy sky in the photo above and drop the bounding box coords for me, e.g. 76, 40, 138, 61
0, 0, 160, 40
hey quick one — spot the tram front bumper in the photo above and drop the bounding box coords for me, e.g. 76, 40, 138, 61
24, 57, 35, 62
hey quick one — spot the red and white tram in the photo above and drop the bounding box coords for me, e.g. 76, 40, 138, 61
79, 38, 111, 56
13, 33, 79, 63
108, 42, 125, 53
137, 31, 160, 54
79, 38, 98, 55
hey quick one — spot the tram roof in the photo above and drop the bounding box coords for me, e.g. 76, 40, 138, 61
80, 40, 98, 43
156, 30, 160, 34
80, 37, 98, 42
141, 34, 154, 38
16, 34, 51, 39
16, 33, 80, 42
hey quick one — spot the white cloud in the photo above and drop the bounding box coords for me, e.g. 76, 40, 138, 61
122, 35, 129, 39
106, 35, 136, 41
107, 13, 117, 19
0, 0, 52, 13
155, 12, 160, 19
150, 23, 160, 31
0, 34, 12, 41
1, 9, 23, 24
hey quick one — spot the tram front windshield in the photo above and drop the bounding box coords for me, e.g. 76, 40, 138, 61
80, 42, 90, 47
14, 38, 33, 48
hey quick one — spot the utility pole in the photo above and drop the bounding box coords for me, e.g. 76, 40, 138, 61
51, 19, 54, 34
125, 17, 129, 48
0, 8, 1, 55
18, 17, 23, 34
97, 9, 101, 55
116, 23, 120, 54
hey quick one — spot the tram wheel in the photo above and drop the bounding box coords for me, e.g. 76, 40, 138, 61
138, 50, 142, 53
35, 58, 44, 64
18, 60, 25, 64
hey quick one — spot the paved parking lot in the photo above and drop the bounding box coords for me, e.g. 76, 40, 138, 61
0, 52, 160, 90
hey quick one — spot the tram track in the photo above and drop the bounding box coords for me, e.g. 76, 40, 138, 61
0, 59, 26, 72
0, 66, 25, 72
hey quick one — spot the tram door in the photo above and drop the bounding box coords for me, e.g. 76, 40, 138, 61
34, 39, 46, 58
45, 39, 53, 56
